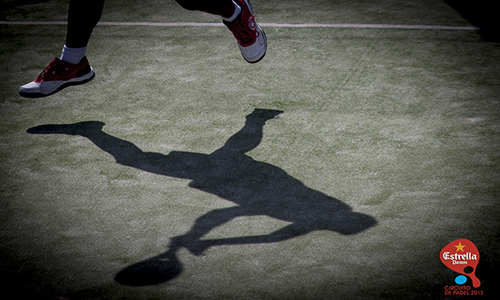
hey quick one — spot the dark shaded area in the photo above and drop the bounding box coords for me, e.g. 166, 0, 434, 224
444, 0, 500, 42
114, 251, 183, 286
474, 234, 500, 296
27, 109, 377, 286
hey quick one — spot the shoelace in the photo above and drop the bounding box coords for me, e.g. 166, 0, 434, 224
36, 59, 61, 81
231, 14, 260, 46
36, 59, 81, 82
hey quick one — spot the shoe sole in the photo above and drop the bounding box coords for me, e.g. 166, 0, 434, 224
18, 71, 95, 98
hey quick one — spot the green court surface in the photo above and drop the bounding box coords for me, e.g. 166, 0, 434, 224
1, 1, 499, 299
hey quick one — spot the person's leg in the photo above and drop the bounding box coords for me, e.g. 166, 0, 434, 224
66, 0, 105, 48
59, 0, 105, 65
175, 0, 236, 18
177, 0, 267, 63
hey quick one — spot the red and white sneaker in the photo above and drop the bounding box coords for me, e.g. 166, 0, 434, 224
224, 0, 267, 63
19, 57, 95, 98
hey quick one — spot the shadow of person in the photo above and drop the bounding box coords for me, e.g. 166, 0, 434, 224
27, 109, 377, 286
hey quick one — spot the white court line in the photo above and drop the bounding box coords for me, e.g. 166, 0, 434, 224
0, 21, 481, 30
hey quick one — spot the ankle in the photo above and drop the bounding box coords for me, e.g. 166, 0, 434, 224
222, 0, 241, 22
60, 45, 87, 65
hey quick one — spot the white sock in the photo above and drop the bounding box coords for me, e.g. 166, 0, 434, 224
222, 0, 241, 23
60, 45, 87, 65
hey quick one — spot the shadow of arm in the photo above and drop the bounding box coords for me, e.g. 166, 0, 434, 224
202, 223, 312, 248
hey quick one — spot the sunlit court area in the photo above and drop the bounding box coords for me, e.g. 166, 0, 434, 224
1, 0, 499, 299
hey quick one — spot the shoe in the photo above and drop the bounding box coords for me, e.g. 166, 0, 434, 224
19, 57, 95, 98
224, 0, 267, 63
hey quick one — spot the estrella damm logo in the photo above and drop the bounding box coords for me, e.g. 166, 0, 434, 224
440, 238, 481, 288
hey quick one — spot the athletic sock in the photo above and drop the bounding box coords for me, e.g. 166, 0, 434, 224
60, 45, 87, 65
222, 0, 242, 23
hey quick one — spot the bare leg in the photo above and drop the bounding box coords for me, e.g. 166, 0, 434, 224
66, 0, 105, 48
65, 0, 234, 48
175, 0, 236, 18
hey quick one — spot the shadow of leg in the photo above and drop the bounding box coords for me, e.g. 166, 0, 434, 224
27, 121, 105, 135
